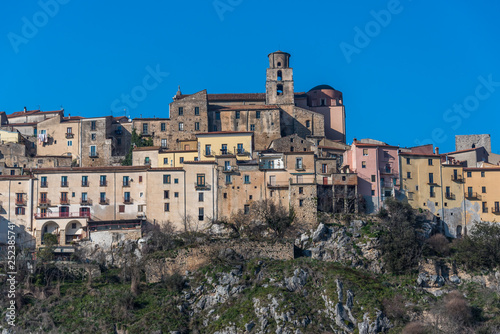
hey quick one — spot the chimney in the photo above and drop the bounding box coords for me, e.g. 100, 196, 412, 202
435, 147, 439, 155
23, 106, 27, 113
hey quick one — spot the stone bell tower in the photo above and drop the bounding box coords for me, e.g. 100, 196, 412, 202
266, 51, 294, 105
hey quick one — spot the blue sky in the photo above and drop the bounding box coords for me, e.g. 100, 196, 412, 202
1, 0, 499, 153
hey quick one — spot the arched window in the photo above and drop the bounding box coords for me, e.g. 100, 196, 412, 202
277, 70, 282, 81
456, 225, 462, 237
277, 84, 283, 96
472, 144, 476, 148
277, 62, 281, 67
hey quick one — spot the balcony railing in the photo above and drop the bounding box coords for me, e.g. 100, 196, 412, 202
89, 152, 99, 158
204, 150, 213, 157
236, 149, 250, 155
445, 193, 456, 200
40, 182, 48, 188
492, 207, 500, 214
430, 192, 436, 198
65, 132, 74, 139
267, 181, 290, 189
60, 197, 70, 205
483, 207, 489, 213
15, 198, 27, 206
141, 131, 151, 137
80, 198, 92, 206
81, 181, 89, 187
123, 182, 130, 187
35, 211, 91, 219
451, 174, 464, 183
61, 181, 68, 187
295, 164, 306, 170
99, 198, 110, 205
100, 180, 107, 186
123, 197, 133, 204
39, 199, 51, 207
465, 192, 481, 200
222, 166, 238, 173
195, 183, 211, 190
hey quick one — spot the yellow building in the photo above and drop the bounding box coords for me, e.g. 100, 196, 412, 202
0, 129, 21, 143
37, 115, 82, 162
196, 131, 253, 162
159, 150, 198, 167
464, 167, 500, 224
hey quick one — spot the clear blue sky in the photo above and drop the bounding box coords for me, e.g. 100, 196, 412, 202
1, 0, 499, 153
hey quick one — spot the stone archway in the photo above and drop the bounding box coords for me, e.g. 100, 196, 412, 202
41, 221, 60, 244
65, 220, 84, 244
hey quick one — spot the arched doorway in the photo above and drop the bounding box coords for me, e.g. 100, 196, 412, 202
65, 220, 83, 244
41, 221, 59, 244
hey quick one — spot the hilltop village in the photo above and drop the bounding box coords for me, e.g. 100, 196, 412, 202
1, 51, 499, 251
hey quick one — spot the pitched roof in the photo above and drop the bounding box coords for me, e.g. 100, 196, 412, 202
133, 146, 161, 151
33, 165, 150, 173
211, 104, 279, 111
399, 152, 440, 157
196, 131, 253, 136
441, 148, 478, 155
7, 109, 62, 118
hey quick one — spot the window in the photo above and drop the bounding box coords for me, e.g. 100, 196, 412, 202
277, 84, 283, 95
205, 145, 212, 156
256, 111, 261, 119
81, 192, 88, 202
174, 192, 179, 198
467, 171, 472, 177
124, 192, 131, 202
244, 205, 250, 214
82, 176, 89, 186
468, 186, 473, 196
179, 122, 184, 131
161, 139, 167, 148
199, 192, 204, 202
236, 111, 240, 119
299, 199, 304, 207
371, 175, 376, 182
90, 121, 96, 131
197, 174, 205, 187
119, 205, 125, 213
91, 133, 96, 141
384, 151, 389, 159
160, 122, 166, 131
194, 107, 200, 115
362, 161, 366, 168
320, 98, 326, 106
296, 158, 303, 169
67, 140, 72, 146
406, 158, 410, 164
482, 186, 486, 193
100, 192, 106, 203
117, 138, 121, 145
164, 203, 170, 212
363, 149, 368, 156
174, 178, 179, 184
180, 157, 184, 164
41, 176, 47, 187
224, 161, 231, 171
163, 158, 169, 165
142, 123, 148, 134
481, 171, 485, 177
198, 208, 204, 221
225, 174, 232, 184
407, 172, 411, 179
100, 175, 106, 186
371, 190, 375, 196
244, 175, 250, 184
15, 207, 25, 215
322, 164, 327, 173
429, 173, 434, 184
445, 186, 451, 198
195, 122, 200, 131
61, 176, 68, 187
223, 192, 227, 199
163, 175, 171, 184
237, 143, 244, 154
250, 124, 255, 131
164, 191, 169, 199
123, 176, 130, 186
90, 145, 97, 157
430, 186, 435, 198
277, 70, 282, 81
482, 202, 488, 213
299, 187, 303, 194
306, 120, 310, 128
178, 107, 183, 116
213, 125, 218, 131
67, 127, 72, 134
428, 159, 433, 166
216, 112, 220, 120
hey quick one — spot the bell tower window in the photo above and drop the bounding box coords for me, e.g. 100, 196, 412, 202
277, 84, 283, 96
277, 70, 282, 81
277, 62, 281, 67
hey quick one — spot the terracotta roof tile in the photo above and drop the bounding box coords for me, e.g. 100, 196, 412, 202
196, 131, 253, 136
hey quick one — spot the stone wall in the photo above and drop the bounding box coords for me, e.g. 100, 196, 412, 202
145, 239, 293, 283
455, 134, 491, 152
169, 90, 208, 144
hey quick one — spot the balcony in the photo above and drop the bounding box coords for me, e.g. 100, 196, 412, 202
236, 149, 250, 156
60, 197, 70, 205
483, 207, 489, 214
61, 181, 69, 187
451, 174, 464, 183
267, 181, 290, 189
65, 132, 74, 139
80, 198, 92, 206
123, 197, 133, 204
430, 192, 436, 198
445, 193, 456, 200
464, 192, 481, 200
222, 166, 238, 173
99, 198, 110, 205
204, 150, 214, 157
122, 182, 130, 187
295, 164, 306, 171
141, 131, 152, 137
38, 199, 51, 207
89, 152, 99, 158
195, 183, 211, 191
492, 207, 500, 214
40, 182, 48, 188
35, 211, 91, 219
100, 180, 107, 187
427, 180, 439, 185
15, 198, 27, 206
81, 181, 89, 187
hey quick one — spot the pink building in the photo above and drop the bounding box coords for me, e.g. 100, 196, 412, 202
344, 139, 400, 213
